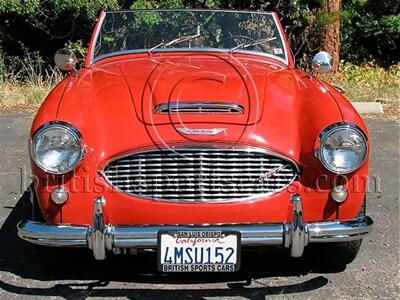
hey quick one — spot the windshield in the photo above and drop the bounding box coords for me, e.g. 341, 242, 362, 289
92, 10, 288, 64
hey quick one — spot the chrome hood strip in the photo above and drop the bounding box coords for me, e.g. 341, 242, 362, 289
154, 102, 244, 114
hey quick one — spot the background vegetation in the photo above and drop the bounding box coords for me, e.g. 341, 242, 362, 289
0, 0, 399, 112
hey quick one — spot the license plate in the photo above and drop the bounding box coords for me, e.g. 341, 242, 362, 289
158, 230, 240, 272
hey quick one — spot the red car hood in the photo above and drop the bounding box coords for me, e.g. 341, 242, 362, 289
118, 53, 280, 125
53, 53, 343, 165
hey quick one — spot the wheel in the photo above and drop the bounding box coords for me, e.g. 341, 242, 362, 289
307, 240, 362, 267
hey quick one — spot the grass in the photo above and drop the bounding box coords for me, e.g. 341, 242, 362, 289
0, 52, 62, 110
0, 53, 399, 116
324, 62, 400, 113
324, 62, 400, 118
0, 82, 55, 110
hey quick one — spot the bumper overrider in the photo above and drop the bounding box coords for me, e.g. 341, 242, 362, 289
17, 194, 373, 260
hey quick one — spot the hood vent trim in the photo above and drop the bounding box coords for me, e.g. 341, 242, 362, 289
154, 102, 244, 114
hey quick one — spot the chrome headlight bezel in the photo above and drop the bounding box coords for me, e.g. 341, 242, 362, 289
317, 122, 368, 174
30, 122, 83, 175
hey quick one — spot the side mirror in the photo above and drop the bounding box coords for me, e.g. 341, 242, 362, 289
312, 51, 333, 75
54, 49, 77, 72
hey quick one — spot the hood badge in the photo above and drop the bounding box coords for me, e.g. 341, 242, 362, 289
177, 128, 227, 136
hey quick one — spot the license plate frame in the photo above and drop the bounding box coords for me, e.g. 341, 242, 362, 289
157, 230, 241, 272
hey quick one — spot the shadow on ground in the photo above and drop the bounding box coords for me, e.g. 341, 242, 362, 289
0, 188, 345, 299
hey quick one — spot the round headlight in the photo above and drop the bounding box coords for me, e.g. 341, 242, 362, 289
31, 123, 82, 174
318, 123, 367, 174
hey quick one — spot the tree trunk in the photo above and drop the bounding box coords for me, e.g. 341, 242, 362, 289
320, 0, 342, 72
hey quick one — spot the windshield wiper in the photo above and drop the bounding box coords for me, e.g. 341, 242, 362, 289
229, 37, 277, 54
148, 33, 201, 54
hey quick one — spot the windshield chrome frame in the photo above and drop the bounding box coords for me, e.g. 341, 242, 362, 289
89, 9, 289, 66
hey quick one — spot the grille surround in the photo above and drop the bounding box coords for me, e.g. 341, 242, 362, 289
102, 146, 299, 203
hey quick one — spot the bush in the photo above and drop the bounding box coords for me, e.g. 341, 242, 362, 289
341, 0, 400, 66
0, 0, 398, 84
1, 0, 399, 70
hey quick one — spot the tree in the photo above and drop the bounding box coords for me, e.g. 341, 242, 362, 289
320, 0, 342, 72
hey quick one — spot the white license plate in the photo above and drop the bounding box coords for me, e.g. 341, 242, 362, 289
158, 230, 240, 272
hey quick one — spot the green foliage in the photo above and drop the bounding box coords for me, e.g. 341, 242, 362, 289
130, 0, 221, 9
0, 0, 41, 14
1, 0, 398, 110
324, 62, 400, 105
131, 0, 184, 9
341, 0, 400, 65
0, 0, 119, 19
64, 40, 87, 59
0, 0, 398, 74
339, 62, 400, 87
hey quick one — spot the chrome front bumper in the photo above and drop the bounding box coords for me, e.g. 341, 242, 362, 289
17, 194, 373, 260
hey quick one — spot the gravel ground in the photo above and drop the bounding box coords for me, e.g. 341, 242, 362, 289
0, 112, 398, 299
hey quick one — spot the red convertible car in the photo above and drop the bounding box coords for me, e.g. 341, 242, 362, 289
18, 9, 373, 272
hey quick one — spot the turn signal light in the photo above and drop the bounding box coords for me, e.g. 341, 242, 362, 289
330, 185, 348, 203
50, 187, 69, 205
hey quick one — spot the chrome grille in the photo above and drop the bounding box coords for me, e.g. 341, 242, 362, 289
103, 148, 298, 203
